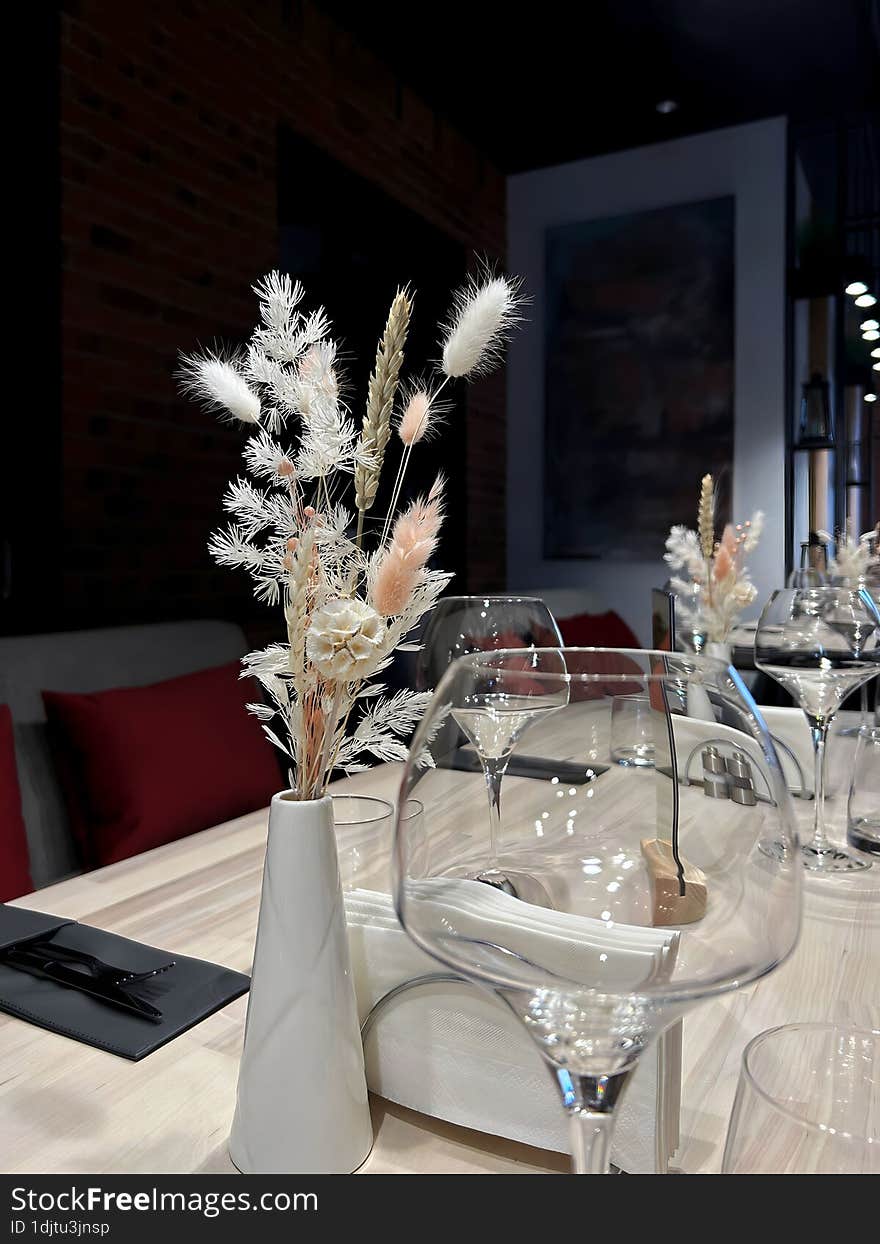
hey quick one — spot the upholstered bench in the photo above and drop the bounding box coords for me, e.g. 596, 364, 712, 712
0, 620, 250, 889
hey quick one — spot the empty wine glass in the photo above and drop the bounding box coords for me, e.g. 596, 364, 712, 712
449, 647, 569, 902
417, 596, 564, 896
755, 587, 880, 872
416, 596, 563, 690
394, 648, 802, 1174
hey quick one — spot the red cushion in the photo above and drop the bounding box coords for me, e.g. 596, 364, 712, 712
0, 705, 34, 900
558, 610, 642, 649
43, 663, 281, 868
556, 616, 644, 701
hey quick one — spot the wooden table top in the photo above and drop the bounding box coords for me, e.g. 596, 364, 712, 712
2, 747, 877, 1176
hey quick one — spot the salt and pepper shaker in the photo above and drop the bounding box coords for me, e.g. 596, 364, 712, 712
701, 746, 729, 799
726, 751, 757, 806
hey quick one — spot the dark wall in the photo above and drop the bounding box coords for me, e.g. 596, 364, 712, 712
11, 0, 506, 636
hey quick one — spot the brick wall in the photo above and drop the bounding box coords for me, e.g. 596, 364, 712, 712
58, 0, 506, 632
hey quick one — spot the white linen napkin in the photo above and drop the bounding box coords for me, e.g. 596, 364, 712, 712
344, 886, 682, 1174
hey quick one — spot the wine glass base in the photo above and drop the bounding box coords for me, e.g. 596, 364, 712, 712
759, 838, 872, 873
475, 869, 517, 896
473, 869, 556, 908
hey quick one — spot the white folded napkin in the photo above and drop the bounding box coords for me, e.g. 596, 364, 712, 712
344, 886, 682, 1174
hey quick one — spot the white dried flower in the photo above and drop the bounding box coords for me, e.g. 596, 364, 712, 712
441, 272, 523, 379
243, 428, 296, 482
741, 511, 764, 553
177, 352, 261, 424
825, 525, 878, 583
297, 342, 339, 412
664, 524, 704, 578
253, 271, 305, 331
306, 598, 384, 680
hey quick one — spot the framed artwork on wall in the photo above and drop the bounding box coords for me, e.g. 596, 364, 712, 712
507, 118, 786, 641
543, 196, 735, 560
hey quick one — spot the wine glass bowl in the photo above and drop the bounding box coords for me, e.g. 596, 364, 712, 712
755, 587, 880, 872
416, 595, 563, 691
416, 595, 565, 897
394, 647, 802, 1173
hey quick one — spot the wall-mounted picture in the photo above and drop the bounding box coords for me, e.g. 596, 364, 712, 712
544, 195, 735, 559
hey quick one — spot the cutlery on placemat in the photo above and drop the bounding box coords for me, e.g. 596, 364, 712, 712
0, 938, 175, 1022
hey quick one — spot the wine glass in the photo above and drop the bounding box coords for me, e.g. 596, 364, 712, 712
755, 586, 880, 872
394, 648, 802, 1175
417, 596, 565, 896
416, 595, 563, 686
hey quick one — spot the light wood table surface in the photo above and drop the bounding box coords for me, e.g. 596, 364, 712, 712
2, 747, 877, 1175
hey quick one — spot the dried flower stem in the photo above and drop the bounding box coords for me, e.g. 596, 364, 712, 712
315, 682, 346, 793
372, 476, 445, 617
698, 474, 715, 559
354, 289, 412, 548
697, 473, 715, 608
380, 375, 450, 548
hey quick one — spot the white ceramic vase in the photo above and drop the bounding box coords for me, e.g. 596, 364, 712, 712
687, 642, 732, 723
229, 792, 373, 1174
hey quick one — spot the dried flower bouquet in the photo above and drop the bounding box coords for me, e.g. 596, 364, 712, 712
818, 521, 880, 584
180, 267, 522, 799
664, 474, 764, 646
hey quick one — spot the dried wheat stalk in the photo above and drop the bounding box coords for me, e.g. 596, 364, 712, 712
354, 288, 412, 545
698, 474, 715, 559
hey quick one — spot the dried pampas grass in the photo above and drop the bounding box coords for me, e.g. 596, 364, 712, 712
398, 389, 433, 446
370, 476, 445, 617
441, 271, 523, 379
397, 384, 447, 447
178, 352, 262, 424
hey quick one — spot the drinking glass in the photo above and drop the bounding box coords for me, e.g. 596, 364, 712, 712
609, 694, 655, 767
722, 1023, 879, 1173
754, 587, 880, 872
334, 795, 422, 893
417, 596, 564, 895
847, 726, 880, 856
394, 648, 802, 1174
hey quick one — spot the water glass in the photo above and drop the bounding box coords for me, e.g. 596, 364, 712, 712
609, 694, 655, 767
848, 726, 880, 856
722, 1023, 879, 1173
335, 795, 421, 893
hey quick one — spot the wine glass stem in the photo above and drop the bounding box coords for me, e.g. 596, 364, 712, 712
569, 1108, 616, 1174
483, 755, 509, 867
809, 720, 830, 853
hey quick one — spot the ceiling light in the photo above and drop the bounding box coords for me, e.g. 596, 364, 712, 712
864, 330, 880, 341
655, 100, 679, 114
865, 393, 877, 402
873, 347, 880, 357
862, 319, 880, 331
855, 293, 877, 307
874, 362, 880, 371
846, 281, 869, 296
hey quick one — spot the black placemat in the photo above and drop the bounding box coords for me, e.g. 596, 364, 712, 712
0, 904, 250, 1060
